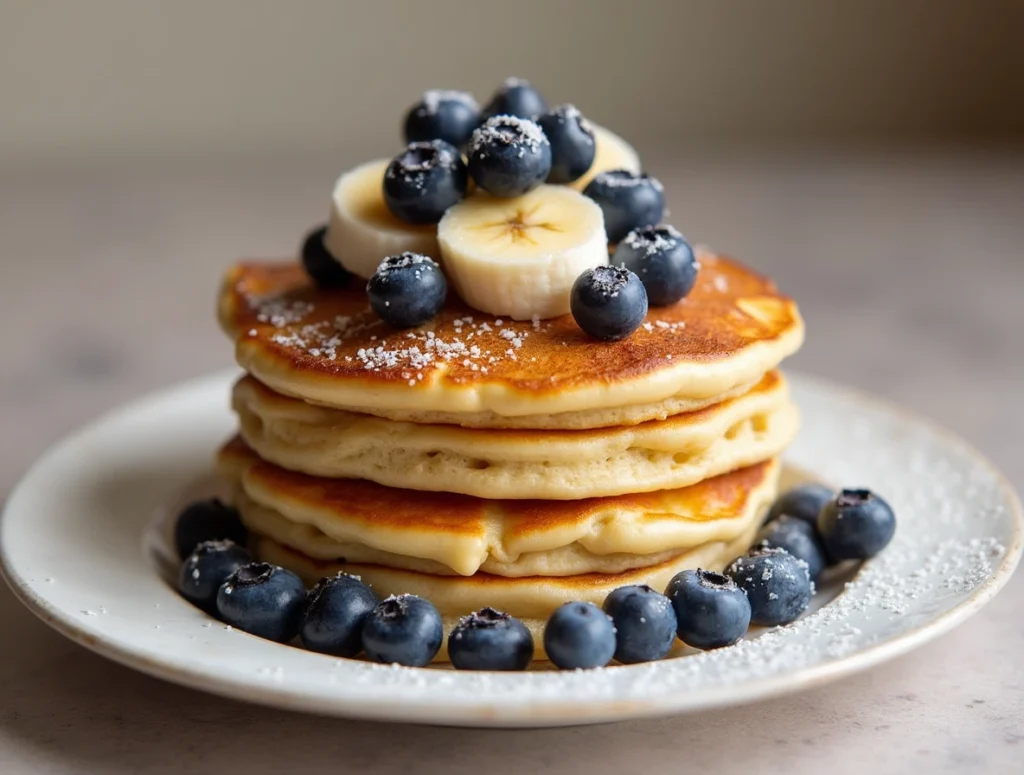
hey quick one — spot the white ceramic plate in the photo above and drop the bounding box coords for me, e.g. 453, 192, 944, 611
1, 371, 1020, 727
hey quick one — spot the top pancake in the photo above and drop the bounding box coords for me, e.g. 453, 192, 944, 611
218, 250, 803, 426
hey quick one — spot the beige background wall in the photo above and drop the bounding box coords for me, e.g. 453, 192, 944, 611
2, 0, 1022, 167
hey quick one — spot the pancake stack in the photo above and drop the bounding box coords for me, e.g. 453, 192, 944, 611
215, 250, 804, 660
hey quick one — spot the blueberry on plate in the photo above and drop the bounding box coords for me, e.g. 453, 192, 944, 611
174, 498, 248, 560
535, 104, 596, 184
602, 584, 677, 664
543, 601, 617, 670
727, 547, 813, 627
448, 607, 534, 671
361, 594, 444, 667
467, 115, 552, 198
177, 540, 251, 614
366, 252, 447, 329
403, 89, 480, 148
613, 225, 699, 307
583, 170, 665, 244
215, 562, 306, 643
767, 482, 834, 525
300, 224, 349, 288
383, 140, 468, 224
665, 569, 751, 649
570, 265, 648, 341
481, 77, 547, 120
299, 573, 378, 658
756, 516, 828, 583
817, 488, 896, 561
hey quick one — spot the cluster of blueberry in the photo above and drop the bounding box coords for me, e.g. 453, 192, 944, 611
300, 78, 701, 342
173, 483, 895, 670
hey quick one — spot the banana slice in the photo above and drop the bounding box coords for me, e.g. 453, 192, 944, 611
569, 124, 642, 191
323, 160, 441, 279
438, 185, 608, 320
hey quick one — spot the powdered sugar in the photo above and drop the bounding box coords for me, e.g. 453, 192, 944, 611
470, 115, 549, 155
623, 225, 683, 256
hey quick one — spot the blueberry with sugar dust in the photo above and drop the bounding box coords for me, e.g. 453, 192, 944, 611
583, 170, 665, 244
481, 77, 547, 120
299, 573, 378, 658
361, 594, 444, 667
366, 252, 447, 329
543, 601, 617, 669
571, 265, 648, 341
216, 562, 307, 643
613, 225, 698, 306
535, 104, 596, 184
726, 547, 813, 627
467, 115, 552, 198
178, 539, 251, 614
665, 569, 751, 649
817, 488, 896, 561
403, 89, 480, 148
448, 607, 534, 671
383, 139, 468, 224
602, 584, 677, 664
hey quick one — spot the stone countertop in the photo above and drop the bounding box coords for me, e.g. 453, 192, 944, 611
1, 150, 1022, 774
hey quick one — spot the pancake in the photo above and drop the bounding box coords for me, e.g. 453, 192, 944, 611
218, 249, 803, 426
233, 371, 796, 499
254, 515, 762, 662
218, 437, 780, 577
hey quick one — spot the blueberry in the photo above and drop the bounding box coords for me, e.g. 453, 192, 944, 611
817, 489, 896, 561
361, 594, 443, 667
174, 498, 248, 560
383, 140, 468, 225
543, 601, 616, 670
535, 104, 596, 184
467, 115, 552, 198
366, 252, 447, 329
613, 225, 698, 307
448, 607, 534, 671
481, 77, 546, 120
300, 224, 348, 288
727, 548, 813, 627
570, 265, 648, 341
756, 516, 827, 582
403, 89, 480, 148
177, 540, 251, 614
767, 483, 834, 525
583, 170, 665, 244
602, 584, 677, 664
215, 562, 306, 643
666, 569, 751, 649
299, 573, 378, 658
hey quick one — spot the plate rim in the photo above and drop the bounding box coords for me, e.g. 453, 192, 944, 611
2, 369, 1021, 726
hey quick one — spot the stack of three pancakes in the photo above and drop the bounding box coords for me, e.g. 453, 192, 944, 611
216, 252, 804, 660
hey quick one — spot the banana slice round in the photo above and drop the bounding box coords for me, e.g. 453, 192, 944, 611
438, 185, 608, 320
569, 124, 642, 192
324, 160, 441, 279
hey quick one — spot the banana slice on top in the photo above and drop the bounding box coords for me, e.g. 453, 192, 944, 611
569, 123, 642, 192
324, 159, 441, 279
438, 185, 608, 320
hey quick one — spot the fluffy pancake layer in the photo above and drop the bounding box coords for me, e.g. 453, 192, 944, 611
232, 371, 796, 499
219, 438, 779, 577
218, 251, 803, 425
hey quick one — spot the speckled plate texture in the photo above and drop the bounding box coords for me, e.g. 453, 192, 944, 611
1, 371, 1021, 727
